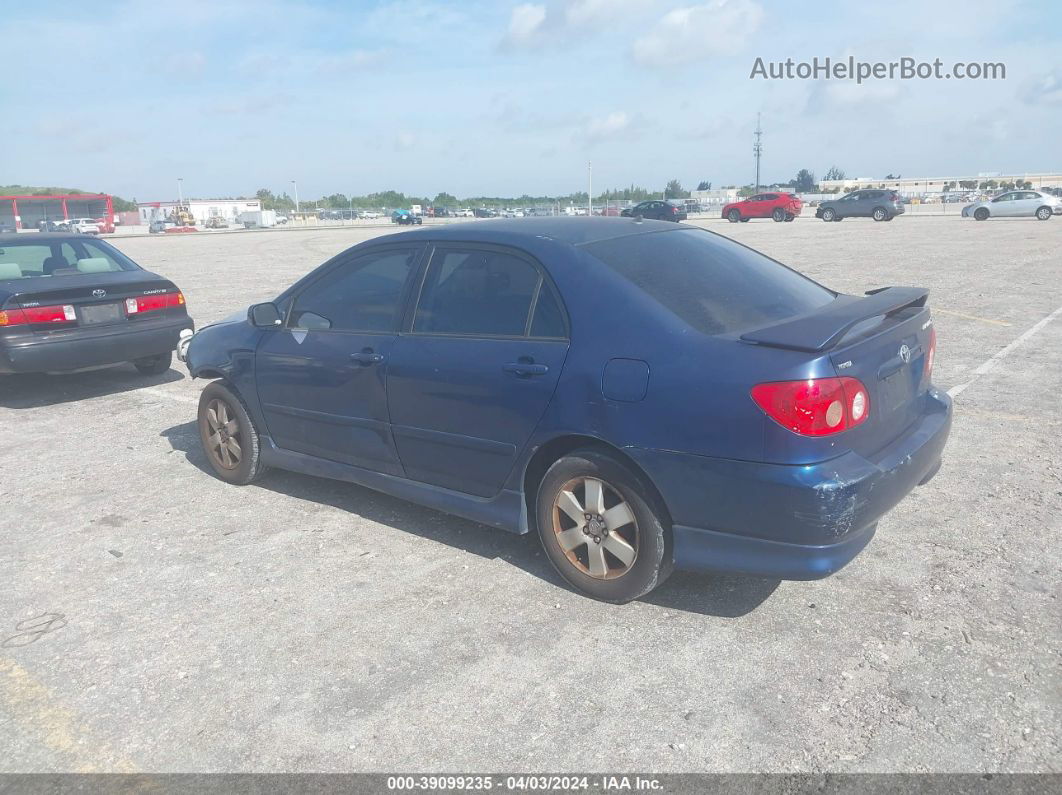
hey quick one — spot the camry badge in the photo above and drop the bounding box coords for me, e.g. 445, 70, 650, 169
898, 344, 912, 364
92, 289, 106, 298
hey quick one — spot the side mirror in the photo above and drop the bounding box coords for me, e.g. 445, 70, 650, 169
249, 302, 282, 327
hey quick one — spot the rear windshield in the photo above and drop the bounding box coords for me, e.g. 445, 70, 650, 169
0, 239, 137, 281
583, 228, 835, 335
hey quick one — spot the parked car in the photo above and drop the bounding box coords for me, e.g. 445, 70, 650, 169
362, 211, 382, 220
59, 218, 101, 235
275, 215, 290, 224
205, 217, 229, 229
722, 192, 803, 223
961, 190, 1061, 221
149, 219, 177, 234
391, 209, 423, 225
0, 233, 193, 375
816, 190, 905, 222
620, 200, 687, 222
181, 218, 950, 603
596, 206, 622, 216
0, 221, 16, 234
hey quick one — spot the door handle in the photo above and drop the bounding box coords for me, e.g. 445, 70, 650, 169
503, 361, 549, 377
350, 349, 385, 365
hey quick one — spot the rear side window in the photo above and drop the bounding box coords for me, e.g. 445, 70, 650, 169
583, 228, 835, 335
291, 248, 417, 332
414, 248, 560, 337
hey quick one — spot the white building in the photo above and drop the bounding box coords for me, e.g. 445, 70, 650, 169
819, 172, 1062, 194
137, 199, 262, 225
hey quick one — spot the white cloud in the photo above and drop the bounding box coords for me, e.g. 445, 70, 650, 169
1021, 68, 1062, 107
565, 0, 639, 27
505, 4, 548, 45
633, 0, 763, 66
585, 111, 641, 142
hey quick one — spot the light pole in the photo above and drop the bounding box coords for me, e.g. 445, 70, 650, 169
291, 180, 300, 224
588, 161, 594, 216
177, 178, 183, 204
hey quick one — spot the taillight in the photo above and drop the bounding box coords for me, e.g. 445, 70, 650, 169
924, 326, 936, 379
751, 377, 870, 436
0, 304, 76, 327
126, 292, 184, 314
670, 206, 679, 213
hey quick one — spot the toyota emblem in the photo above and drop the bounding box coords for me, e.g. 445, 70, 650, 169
898, 344, 912, 364
92, 288, 107, 298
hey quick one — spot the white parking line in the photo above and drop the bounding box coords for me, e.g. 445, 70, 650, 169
947, 305, 1062, 398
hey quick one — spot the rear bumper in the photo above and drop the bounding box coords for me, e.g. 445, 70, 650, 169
630, 387, 952, 579
0, 316, 194, 374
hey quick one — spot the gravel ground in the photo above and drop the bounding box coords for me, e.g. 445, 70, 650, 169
1, 215, 1059, 773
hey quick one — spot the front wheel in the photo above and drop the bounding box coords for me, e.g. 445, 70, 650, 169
772, 208, 785, 222
974, 208, 989, 221
1035, 206, 1053, 220
537, 449, 672, 603
133, 351, 172, 375
197, 381, 265, 485
727, 209, 741, 223
821, 208, 836, 222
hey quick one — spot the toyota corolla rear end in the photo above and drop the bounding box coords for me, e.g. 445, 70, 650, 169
0, 236, 194, 374
581, 226, 951, 580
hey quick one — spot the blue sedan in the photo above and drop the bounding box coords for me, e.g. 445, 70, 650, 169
182, 218, 951, 602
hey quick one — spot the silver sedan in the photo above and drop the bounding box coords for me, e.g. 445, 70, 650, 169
962, 190, 1062, 220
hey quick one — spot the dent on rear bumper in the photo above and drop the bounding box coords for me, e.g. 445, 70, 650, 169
630, 388, 952, 579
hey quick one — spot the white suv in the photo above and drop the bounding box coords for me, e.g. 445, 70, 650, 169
61, 218, 101, 235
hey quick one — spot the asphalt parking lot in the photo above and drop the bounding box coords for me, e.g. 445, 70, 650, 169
1, 216, 1059, 773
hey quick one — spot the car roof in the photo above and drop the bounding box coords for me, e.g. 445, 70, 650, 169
0, 233, 87, 242
388, 216, 688, 247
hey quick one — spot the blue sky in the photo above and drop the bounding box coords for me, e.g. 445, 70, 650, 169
1, 0, 1059, 201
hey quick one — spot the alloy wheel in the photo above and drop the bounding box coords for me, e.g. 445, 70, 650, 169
552, 476, 638, 580
205, 398, 242, 470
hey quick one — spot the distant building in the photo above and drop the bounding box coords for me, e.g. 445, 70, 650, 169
137, 199, 262, 225
690, 188, 740, 205
820, 172, 1062, 194
0, 193, 113, 231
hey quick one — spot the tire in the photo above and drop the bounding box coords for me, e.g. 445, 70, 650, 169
536, 449, 672, 603
133, 351, 172, 375
821, 208, 836, 222
197, 381, 265, 485
974, 208, 989, 221
784, 213, 795, 222
772, 208, 785, 222
727, 209, 741, 223
1035, 206, 1052, 221
872, 207, 888, 222
740, 218, 749, 223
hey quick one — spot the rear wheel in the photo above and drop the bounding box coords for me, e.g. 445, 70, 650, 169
727, 209, 741, 223
772, 208, 785, 222
974, 208, 990, 221
821, 208, 836, 222
133, 351, 172, 375
537, 449, 671, 603
872, 207, 889, 221
1035, 206, 1052, 221
197, 381, 265, 485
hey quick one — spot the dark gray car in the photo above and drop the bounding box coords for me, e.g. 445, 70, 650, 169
816, 190, 905, 222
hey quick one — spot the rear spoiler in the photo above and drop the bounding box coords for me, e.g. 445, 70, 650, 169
740, 286, 929, 352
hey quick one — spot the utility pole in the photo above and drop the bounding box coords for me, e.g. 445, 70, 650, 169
588, 161, 592, 216
177, 178, 183, 204
753, 113, 763, 193
291, 180, 300, 224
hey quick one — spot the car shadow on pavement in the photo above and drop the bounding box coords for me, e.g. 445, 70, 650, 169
161, 419, 778, 618
0, 366, 184, 409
